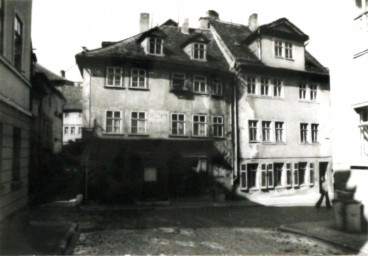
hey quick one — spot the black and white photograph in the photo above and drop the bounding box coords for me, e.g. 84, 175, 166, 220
0, 0, 367, 254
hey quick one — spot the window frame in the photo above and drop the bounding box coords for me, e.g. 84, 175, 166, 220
298, 162, 307, 186
286, 163, 292, 187
260, 164, 268, 189
148, 37, 163, 55
130, 68, 147, 89
106, 67, 124, 87
64, 126, 69, 135
13, 13, 23, 71
274, 163, 284, 187
240, 164, 248, 190
293, 163, 299, 187
261, 78, 270, 96
171, 72, 186, 90
171, 113, 186, 136
70, 126, 75, 135
311, 123, 319, 143
262, 121, 271, 142
212, 116, 224, 138
212, 78, 223, 96
274, 41, 283, 57
275, 121, 284, 143
309, 163, 315, 185
273, 80, 282, 97
193, 42, 206, 60
267, 163, 274, 188
310, 84, 318, 101
299, 83, 307, 100
130, 111, 147, 134
105, 110, 123, 134
285, 42, 293, 59
192, 114, 207, 137
247, 76, 256, 95
300, 123, 308, 143
193, 75, 207, 94
249, 120, 258, 142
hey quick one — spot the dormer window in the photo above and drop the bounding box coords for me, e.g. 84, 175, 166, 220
193, 43, 206, 60
275, 41, 283, 57
148, 37, 163, 55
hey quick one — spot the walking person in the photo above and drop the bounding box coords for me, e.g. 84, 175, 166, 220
315, 176, 331, 209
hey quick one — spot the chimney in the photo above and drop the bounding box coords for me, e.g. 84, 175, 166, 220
181, 18, 189, 34
199, 10, 219, 29
60, 70, 65, 78
139, 13, 150, 33
248, 13, 258, 32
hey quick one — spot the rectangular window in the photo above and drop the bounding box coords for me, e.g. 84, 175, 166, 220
286, 163, 292, 187
260, 164, 267, 189
261, 78, 269, 96
171, 73, 186, 90
148, 37, 163, 55
293, 163, 299, 187
71, 127, 75, 135
131, 111, 146, 134
249, 120, 258, 142
78, 127, 82, 134
285, 43, 293, 59
193, 43, 206, 60
247, 76, 256, 94
106, 111, 122, 133
262, 121, 271, 142
106, 67, 123, 87
275, 122, 284, 143
273, 80, 282, 97
131, 69, 147, 89
212, 116, 223, 137
299, 83, 307, 99
267, 163, 274, 188
311, 123, 319, 143
310, 84, 317, 100
300, 123, 308, 143
193, 76, 207, 93
274, 163, 284, 186
249, 164, 258, 189
212, 79, 223, 96
240, 164, 247, 190
12, 128, 21, 183
299, 162, 307, 185
64, 126, 69, 135
248, 164, 258, 188
14, 14, 23, 70
275, 41, 283, 57
309, 163, 314, 185
192, 115, 207, 136
171, 113, 185, 136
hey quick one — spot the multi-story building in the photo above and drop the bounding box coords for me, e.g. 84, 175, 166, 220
0, 0, 33, 219
202, 13, 331, 199
56, 81, 83, 145
76, 11, 331, 203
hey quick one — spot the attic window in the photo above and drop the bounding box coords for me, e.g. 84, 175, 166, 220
193, 43, 206, 60
148, 37, 163, 55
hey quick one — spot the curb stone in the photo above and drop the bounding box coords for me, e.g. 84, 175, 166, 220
57, 223, 79, 255
279, 225, 360, 254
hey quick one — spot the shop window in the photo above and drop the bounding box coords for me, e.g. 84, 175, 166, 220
309, 163, 314, 185
240, 164, 247, 190
293, 163, 299, 187
286, 163, 292, 187
260, 164, 267, 189
267, 163, 274, 188
274, 163, 284, 187
299, 162, 307, 185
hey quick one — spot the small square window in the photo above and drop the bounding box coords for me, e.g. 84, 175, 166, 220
193, 76, 207, 93
193, 114, 207, 136
212, 79, 223, 96
148, 37, 163, 55
171, 73, 186, 90
171, 113, 185, 135
106, 67, 123, 87
131, 111, 146, 134
106, 110, 122, 133
131, 69, 147, 89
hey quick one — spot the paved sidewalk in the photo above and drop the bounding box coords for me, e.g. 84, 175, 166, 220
0, 207, 79, 255
280, 220, 368, 254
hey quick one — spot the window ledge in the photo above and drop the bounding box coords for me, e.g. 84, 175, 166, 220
128, 87, 150, 91
249, 187, 259, 192
104, 86, 125, 89
275, 185, 285, 189
169, 134, 189, 138
285, 58, 294, 61
191, 135, 209, 139
213, 136, 225, 140
249, 141, 260, 144
211, 94, 223, 98
248, 95, 284, 100
128, 133, 149, 137
193, 92, 209, 96
300, 142, 320, 145
298, 100, 319, 104
103, 132, 125, 136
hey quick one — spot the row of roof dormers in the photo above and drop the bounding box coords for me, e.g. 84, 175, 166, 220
76, 11, 328, 75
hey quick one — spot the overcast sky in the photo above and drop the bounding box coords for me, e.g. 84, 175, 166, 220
31, 0, 351, 82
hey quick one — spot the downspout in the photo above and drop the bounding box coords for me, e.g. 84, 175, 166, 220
232, 77, 239, 184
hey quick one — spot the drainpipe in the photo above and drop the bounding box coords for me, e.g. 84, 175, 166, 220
232, 76, 239, 184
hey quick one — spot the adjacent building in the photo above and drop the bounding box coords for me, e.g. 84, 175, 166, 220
0, 0, 33, 219
76, 11, 331, 202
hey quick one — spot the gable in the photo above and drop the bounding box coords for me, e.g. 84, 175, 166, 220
137, 27, 167, 43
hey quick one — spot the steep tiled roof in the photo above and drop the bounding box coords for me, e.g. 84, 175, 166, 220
209, 19, 327, 74
209, 20, 263, 66
76, 25, 230, 72
35, 64, 74, 85
34, 63, 67, 100
58, 85, 83, 111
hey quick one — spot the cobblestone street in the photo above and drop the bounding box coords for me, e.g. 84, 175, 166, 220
69, 206, 351, 254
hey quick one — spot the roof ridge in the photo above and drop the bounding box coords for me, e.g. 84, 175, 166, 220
211, 19, 248, 28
